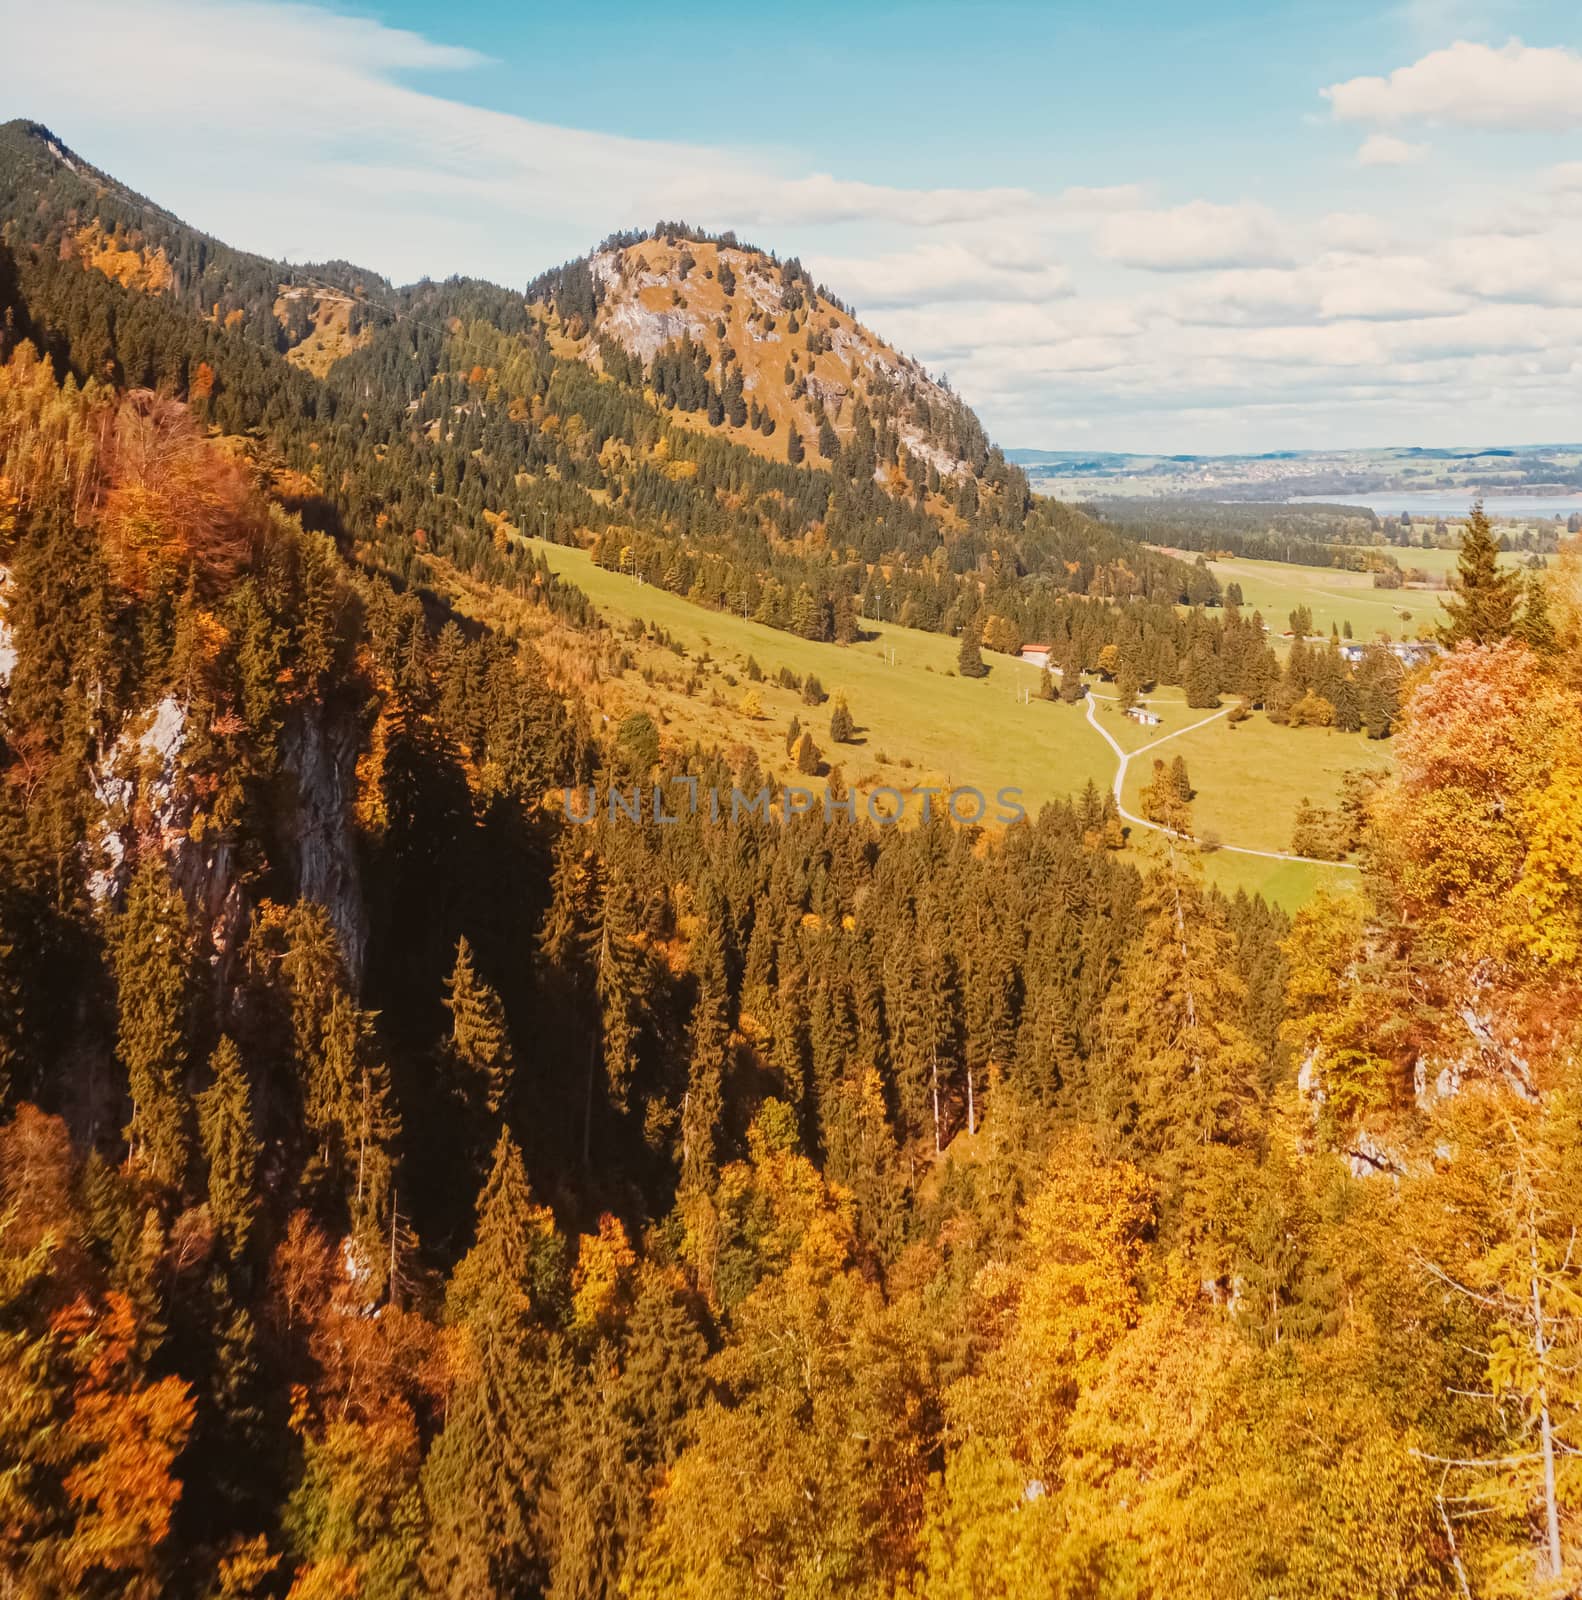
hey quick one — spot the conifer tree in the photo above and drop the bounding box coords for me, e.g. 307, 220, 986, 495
112, 856, 193, 1189
1440, 502, 1520, 647
443, 936, 516, 1120
1116, 662, 1139, 711
424, 1129, 563, 1598
197, 1036, 256, 1259
828, 697, 855, 743
1058, 645, 1084, 703
957, 620, 989, 679
790, 585, 822, 640
1093, 871, 1262, 1224
795, 731, 822, 777
321, 990, 400, 1297
594, 872, 647, 1117
1517, 570, 1558, 656
1183, 647, 1219, 709
681, 919, 729, 1191
1170, 755, 1192, 802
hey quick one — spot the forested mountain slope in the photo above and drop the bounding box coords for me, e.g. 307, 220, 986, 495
3, 113, 1582, 1600
0, 119, 1195, 641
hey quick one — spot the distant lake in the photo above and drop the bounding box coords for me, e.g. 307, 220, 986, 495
1289, 491, 1582, 518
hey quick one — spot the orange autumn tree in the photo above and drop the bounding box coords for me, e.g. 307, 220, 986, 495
1371, 638, 1582, 967
0, 1106, 194, 1594
95, 389, 262, 597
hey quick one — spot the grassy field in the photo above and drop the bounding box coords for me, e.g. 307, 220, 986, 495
1201, 553, 1439, 641
1106, 697, 1387, 852
1189, 544, 1536, 643
533, 542, 1117, 800
523, 544, 1370, 910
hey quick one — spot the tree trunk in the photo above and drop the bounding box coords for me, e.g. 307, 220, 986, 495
930, 1045, 941, 1156
1532, 1242, 1563, 1581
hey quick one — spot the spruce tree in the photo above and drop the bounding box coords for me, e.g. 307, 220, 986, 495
1058, 646, 1084, 703
444, 936, 516, 1119
594, 872, 647, 1116
795, 731, 823, 776
1183, 648, 1220, 709
1093, 871, 1262, 1223
197, 1036, 256, 1259
1440, 502, 1520, 647
424, 1129, 563, 1598
1516, 571, 1557, 656
112, 856, 193, 1189
682, 919, 730, 1191
957, 621, 989, 679
1170, 755, 1192, 802
829, 697, 855, 743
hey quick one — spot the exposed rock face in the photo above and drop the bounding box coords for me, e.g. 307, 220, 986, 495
0, 564, 14, 686
88, 696, 369, 989
278, 705, 369, 986
1414, 967, 1539, 1112
1345, 1129, 1406, 1181
577, 238, 978, 482
89, 695, 192, 904
88, 696, 249, 985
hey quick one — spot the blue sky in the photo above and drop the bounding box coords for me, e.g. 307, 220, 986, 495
8, 0, 1582, 451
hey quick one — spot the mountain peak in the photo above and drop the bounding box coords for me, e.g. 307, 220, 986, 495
527, 226, 1005, 496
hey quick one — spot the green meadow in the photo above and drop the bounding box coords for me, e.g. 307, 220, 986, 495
532, 544, 1372, 909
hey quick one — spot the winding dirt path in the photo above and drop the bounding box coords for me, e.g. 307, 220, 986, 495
1083, 695, 1360, 870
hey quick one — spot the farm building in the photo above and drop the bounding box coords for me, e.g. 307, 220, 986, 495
1019, 643, 1052, 669
1388, 640, 1439, 668
1125, 706, 1161, 726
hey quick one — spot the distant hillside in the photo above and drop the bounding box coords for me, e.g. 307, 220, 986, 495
1009, 442, 1582, 503
0, 119, 1198, 651
529, 227, 1005, 503
0, 118, 386, 375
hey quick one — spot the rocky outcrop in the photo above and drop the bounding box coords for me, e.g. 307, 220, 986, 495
0, 564, 15, 687
88, 695, 369, 989
88, 696, 247, 977
278, 704, 368, 986
1344, 1129, 1406, 1181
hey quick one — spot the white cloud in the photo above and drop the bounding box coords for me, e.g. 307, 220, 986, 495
804, 242, 1070, 309
1093, 201, 1294, 272
1324, 39, 1582, 131
9, 0, 1582, 451
1356, 133, 1430, 166
1443, 234, 1582, 305
767, 176, 1035, 229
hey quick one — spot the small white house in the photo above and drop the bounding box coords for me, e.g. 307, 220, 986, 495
1020, 643, 1052, 669
1125, 706, 1161, 726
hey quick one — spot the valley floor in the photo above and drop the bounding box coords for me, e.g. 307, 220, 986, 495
526, 543, 1375, 909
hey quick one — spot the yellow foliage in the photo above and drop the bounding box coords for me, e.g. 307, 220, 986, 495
948, 1135, 1151, 1479
73, 223, 174, 294
570, 1213, 637, 1340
